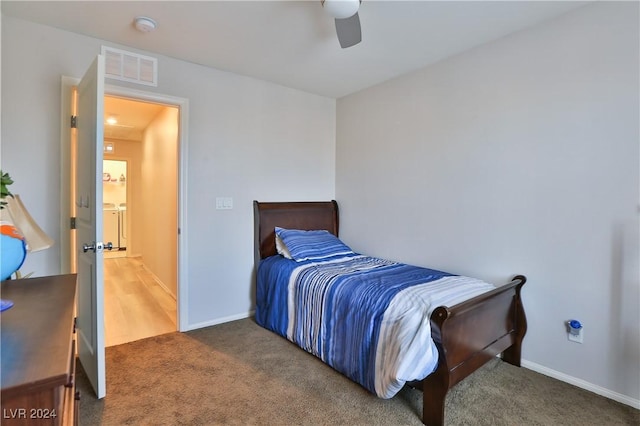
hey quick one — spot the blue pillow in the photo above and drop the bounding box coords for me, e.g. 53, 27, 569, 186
275, 227, 354, 262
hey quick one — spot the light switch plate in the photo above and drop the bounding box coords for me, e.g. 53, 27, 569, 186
215, 197, 233, 210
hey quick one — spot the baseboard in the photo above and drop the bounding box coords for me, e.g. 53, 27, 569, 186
183, 310, 254, 332
522, 359, 640, 409
104, 250, 127, 259
140, 263, 176, 300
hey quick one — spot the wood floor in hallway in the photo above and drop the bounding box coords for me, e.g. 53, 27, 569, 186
104, 256, 176, 347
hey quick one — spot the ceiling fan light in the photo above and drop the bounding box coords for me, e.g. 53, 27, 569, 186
323, 0, 360, 20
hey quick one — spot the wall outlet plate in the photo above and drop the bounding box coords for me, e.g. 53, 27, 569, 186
568, 329, 584, 344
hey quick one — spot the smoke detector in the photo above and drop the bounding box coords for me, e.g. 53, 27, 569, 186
134, 16, 157, 33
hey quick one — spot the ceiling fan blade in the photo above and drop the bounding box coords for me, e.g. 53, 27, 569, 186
335, 12, 361, 48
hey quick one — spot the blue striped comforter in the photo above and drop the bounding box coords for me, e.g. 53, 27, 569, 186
255, 254, 495, 398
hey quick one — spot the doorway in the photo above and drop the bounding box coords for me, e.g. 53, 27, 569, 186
102, 96, 179, 346
61, 65, 189, 398
60, 76, 188, 342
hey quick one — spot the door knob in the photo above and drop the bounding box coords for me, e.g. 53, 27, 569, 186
82, 242, 113, 253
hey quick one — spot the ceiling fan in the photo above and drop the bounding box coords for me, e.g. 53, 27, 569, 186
321, 0, 362, 48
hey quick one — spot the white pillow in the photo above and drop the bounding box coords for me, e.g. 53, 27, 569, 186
275, 233, 293, 259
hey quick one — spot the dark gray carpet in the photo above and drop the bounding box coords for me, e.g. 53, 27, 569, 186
76, 318, 638, 425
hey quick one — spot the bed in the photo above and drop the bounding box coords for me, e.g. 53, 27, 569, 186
253, 200, 527, 425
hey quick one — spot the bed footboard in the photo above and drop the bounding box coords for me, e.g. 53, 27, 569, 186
421, 275, 527, 426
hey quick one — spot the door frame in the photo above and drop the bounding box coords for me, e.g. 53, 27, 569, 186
60, 76, 189, 332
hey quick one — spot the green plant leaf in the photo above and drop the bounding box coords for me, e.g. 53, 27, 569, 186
0, 170, 13, 209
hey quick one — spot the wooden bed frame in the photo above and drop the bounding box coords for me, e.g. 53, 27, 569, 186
253, 200, 527, 426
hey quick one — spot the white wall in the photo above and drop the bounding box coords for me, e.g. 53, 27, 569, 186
336, 2, 639, 405
1, 16, 336, 328
141, 106, 178, 298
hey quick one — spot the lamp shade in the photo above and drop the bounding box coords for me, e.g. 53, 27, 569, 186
4, 194, 54, 252
323, 0, 360, 19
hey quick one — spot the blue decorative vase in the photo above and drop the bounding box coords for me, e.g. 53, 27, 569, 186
1, 223, 27, 281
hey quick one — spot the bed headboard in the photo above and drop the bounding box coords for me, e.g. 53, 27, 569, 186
253, 200, 339, 266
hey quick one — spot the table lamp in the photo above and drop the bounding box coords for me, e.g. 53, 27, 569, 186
1, 194, 54, 311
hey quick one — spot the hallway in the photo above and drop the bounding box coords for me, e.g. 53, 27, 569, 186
104, 256, 176, 347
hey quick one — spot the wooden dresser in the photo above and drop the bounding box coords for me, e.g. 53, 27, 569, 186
1, 274, 79, 426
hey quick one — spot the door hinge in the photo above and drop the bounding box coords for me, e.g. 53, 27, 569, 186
70, 115, 77, 128
70, 217, 77, 229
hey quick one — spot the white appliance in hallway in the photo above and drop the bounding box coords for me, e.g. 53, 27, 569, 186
103, 203, 120, 249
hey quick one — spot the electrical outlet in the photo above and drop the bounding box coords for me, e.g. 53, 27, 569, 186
568, 329, 583, 344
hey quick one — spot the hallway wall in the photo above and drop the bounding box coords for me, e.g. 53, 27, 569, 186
141, 107, 179, 298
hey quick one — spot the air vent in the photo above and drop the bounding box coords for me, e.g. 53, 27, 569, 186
101, 46, 158, 87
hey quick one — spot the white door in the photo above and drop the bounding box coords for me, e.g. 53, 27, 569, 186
75, 55, 107, 398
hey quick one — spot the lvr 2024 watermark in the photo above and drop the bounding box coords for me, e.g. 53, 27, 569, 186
3, 408, 58, 420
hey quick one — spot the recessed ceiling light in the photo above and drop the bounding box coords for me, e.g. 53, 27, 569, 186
106, 117, 118, 125
134, 16, 157, 33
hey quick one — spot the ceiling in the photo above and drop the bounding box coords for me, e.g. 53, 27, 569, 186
6, 1, 590, 140
103, 96, 166, 141
2, 1, 589, 100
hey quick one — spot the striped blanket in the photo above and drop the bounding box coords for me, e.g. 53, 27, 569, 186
255, 254, 494, 398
